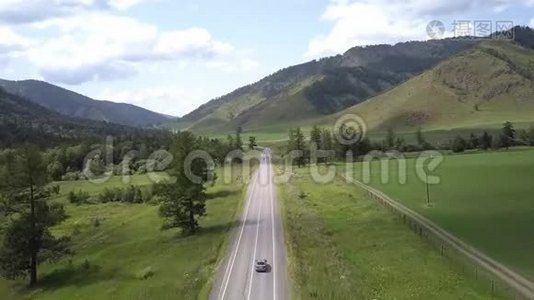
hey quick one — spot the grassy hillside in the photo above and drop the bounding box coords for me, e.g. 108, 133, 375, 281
167, 28, 534, 144
168, 39, 478, 133
325, 40, 534, 133
0, 79, 171, 127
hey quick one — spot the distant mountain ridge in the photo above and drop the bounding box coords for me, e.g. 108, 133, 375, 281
176, 38, 479, 132
0, 79, 172, 127
0, 87, 156, 147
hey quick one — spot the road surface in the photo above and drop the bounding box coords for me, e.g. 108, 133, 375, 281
211, 149, 288, 300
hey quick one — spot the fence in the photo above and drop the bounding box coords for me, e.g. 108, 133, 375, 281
341, 174, 534, 299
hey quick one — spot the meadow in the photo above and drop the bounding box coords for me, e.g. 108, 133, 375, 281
0, 168, 249, 299
347, 148, 534, 280
278, 167, 495, 299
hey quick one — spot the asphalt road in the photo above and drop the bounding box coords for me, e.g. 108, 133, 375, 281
211, 149, 288, 300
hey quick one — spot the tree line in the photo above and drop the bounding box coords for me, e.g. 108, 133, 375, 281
285, 121, 534, 165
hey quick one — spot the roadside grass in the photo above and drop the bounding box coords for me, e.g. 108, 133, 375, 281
0, 168, 249, 300
53, 173, 165, 199
278, 166, 496, 299
346, 148, 534, 281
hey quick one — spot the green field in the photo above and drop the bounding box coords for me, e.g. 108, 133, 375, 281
346, 148, 534, 281
0, 169, 249, 299
278, 166, 495, 299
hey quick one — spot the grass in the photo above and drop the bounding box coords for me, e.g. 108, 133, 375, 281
346, 148, 534, 281
0, 168, 250, 299
55, 173, 161, 197
278, 166, 495, 299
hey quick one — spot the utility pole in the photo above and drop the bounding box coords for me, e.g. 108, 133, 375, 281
426, 155, 433, 206
426, 172, 430, 206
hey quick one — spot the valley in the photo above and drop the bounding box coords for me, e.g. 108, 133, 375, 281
0, 12, 534, 300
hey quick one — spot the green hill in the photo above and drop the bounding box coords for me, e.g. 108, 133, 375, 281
326, 39, 534, 134
0, 87, 167, 148
0, 79, 171, 127
172, 39, 478, 133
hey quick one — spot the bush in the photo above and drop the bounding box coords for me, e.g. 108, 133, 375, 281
451, 136, 466, 153
49, 185, 60, 195
68, 190, 90, 205
61, 171, 85, 181
97, 186, 151, 204
136, 266, 155, 280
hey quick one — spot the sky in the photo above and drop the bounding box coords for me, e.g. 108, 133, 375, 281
0, 0, 533, 117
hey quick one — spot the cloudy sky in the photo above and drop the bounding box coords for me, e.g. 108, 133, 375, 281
0, 0, 533, 116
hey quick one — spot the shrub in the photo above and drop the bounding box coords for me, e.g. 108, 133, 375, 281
97, 186, 151, 204
451, 136, 466, 153
68, 190, 90, 205
136, 266, 155, 280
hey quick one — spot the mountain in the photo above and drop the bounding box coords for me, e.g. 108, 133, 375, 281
0, 79, 171, 127
0, 87, 166, 148
326, 38, 534, 133
174, 38, 479, 133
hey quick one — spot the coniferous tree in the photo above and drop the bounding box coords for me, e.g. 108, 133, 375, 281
528, 126, 534, 146
158, 132, 212, 235
469, 133, 480, 149
480, 131, 493, 150
310, 126, 322, 148
501, 121, 516, 149
248, 136, 257, 150
385, 128, 396, 150
235, 126, 244, 151
0, 146, 70, 286
321, 129, 334, 164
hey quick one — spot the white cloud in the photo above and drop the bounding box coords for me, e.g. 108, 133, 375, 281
306, 1, 428, 57
108, 0, 148, 10
97, 86, 206, 116
155, 28, 234, 59
0, 0, 147, 23
0, 26, 31, 54
26, 14, 239, 84
530, 19, 534, 27
307, 0, 534, 57
206, 58, 260, 73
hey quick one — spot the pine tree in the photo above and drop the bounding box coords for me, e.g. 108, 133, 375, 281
248, 136, 257, 150
235, 126, 244, 151
158, 132, 212, 235
480, 131, 493, 150
528, 126, 534, 146
501, 121, 516, 149
469, 133, 480, 149
321, 129, 333, 163
385, 128, 396, 150
294, 127, 306, 167
0, 146, 70, 286
310, 125, 322, 149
